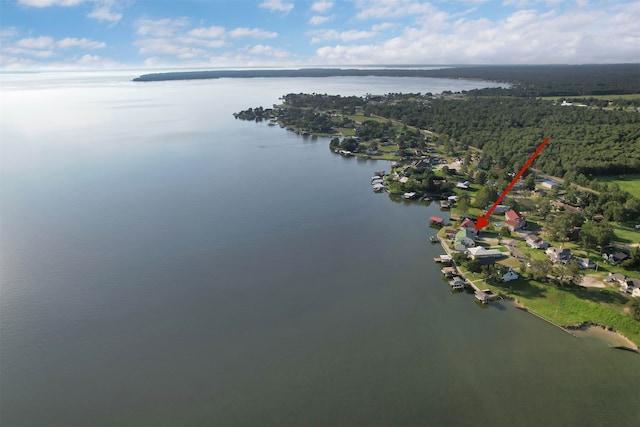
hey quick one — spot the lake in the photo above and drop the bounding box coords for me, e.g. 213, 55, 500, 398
1, 71, 638, 426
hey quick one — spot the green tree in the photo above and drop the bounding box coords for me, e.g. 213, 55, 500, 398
457, 191, 471, 213
474, 185, 499, 209
523, 174, 536, 191
579, 220, 615, 249
474, 170, 487, 185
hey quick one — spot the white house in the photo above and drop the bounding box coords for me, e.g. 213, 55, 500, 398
466, 246, 503, 260
502, 268, 519, 282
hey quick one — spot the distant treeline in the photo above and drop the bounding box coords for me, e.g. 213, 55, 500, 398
133, 64, 640, 96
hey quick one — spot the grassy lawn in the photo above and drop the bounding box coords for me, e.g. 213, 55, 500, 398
593, 173, 640, 199
482, 276, 640, 346
613, 223, 640, 243
539, 94, 640, 101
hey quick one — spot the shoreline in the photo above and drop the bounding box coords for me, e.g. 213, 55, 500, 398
436, 236, 639, 352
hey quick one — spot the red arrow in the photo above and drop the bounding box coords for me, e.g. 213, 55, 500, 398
475, 137, 550, 231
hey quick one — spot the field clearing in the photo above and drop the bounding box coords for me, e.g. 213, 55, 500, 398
593, 174, 640, 199
539, 93, 640, 101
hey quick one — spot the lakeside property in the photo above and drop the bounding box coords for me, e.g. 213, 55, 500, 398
235, 89, 640, 348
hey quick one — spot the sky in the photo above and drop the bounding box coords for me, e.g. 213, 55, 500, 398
0, 0, 638, 69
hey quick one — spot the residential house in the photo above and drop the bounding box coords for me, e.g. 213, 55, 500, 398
504, 209, 526, 231
620, 278, 640, 295
456, 181, 470, 190
605, 273, 628, 285
483, 204, 510, 214
541, 180, 558, 189
412, 158, 432, 170
577, 258, 596, 269
466, 246, 503, 260
525, 234, 548, 249
603, 251, 629, 265
502, 267, 519, 282
459, 218, 477, 230
546, 247, 572, 264
454, 229, 476, 251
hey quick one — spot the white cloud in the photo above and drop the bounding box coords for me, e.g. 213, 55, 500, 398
312, 2, 640, 65
354, 0, 439, 20
88, 1, 122, 23
137, 17, 190, 37
309, 15, 333, 25
18, 0, 85, 6
311, 1, 334, 13
189, 25, 226, 39
259, 0, 294, 14
228, 27, 278, 38
307, 26, 382, 44
19, 0, 123, 23
16, 36, 55, 49
247, 44, 292, 60
57, 37, 106, 49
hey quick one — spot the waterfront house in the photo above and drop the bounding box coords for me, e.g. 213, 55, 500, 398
459, 218, 477, 230
466, 246, 503, 260
525, 234, 548, 249
454, 229, 476, 251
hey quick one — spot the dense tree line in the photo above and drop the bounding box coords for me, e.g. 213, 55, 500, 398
135, 64, 640, 96
365, 97, 640, 178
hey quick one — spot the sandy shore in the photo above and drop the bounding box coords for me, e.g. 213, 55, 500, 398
572, 324, 639, 351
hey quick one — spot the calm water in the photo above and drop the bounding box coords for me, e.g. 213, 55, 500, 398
1, 71, 638, 427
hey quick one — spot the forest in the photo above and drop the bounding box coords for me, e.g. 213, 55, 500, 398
134, 64, 640, 95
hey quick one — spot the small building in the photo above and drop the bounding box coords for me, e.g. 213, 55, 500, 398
444, 228, 458, 240
430, 216, 445, 226
620, 278, 640, 295
578, 258, 595, 269
441, 267, 456, 277
403, 192, 417, 199
449, 277, 466, 290
456, 181, 470, 190
502, 268, 519, 282
541, 180, 558, 189
440, 200, 452, 209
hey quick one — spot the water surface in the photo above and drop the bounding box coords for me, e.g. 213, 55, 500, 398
1, 72, 638, 426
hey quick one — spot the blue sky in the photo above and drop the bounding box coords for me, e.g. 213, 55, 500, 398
1, 0, 638, 69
